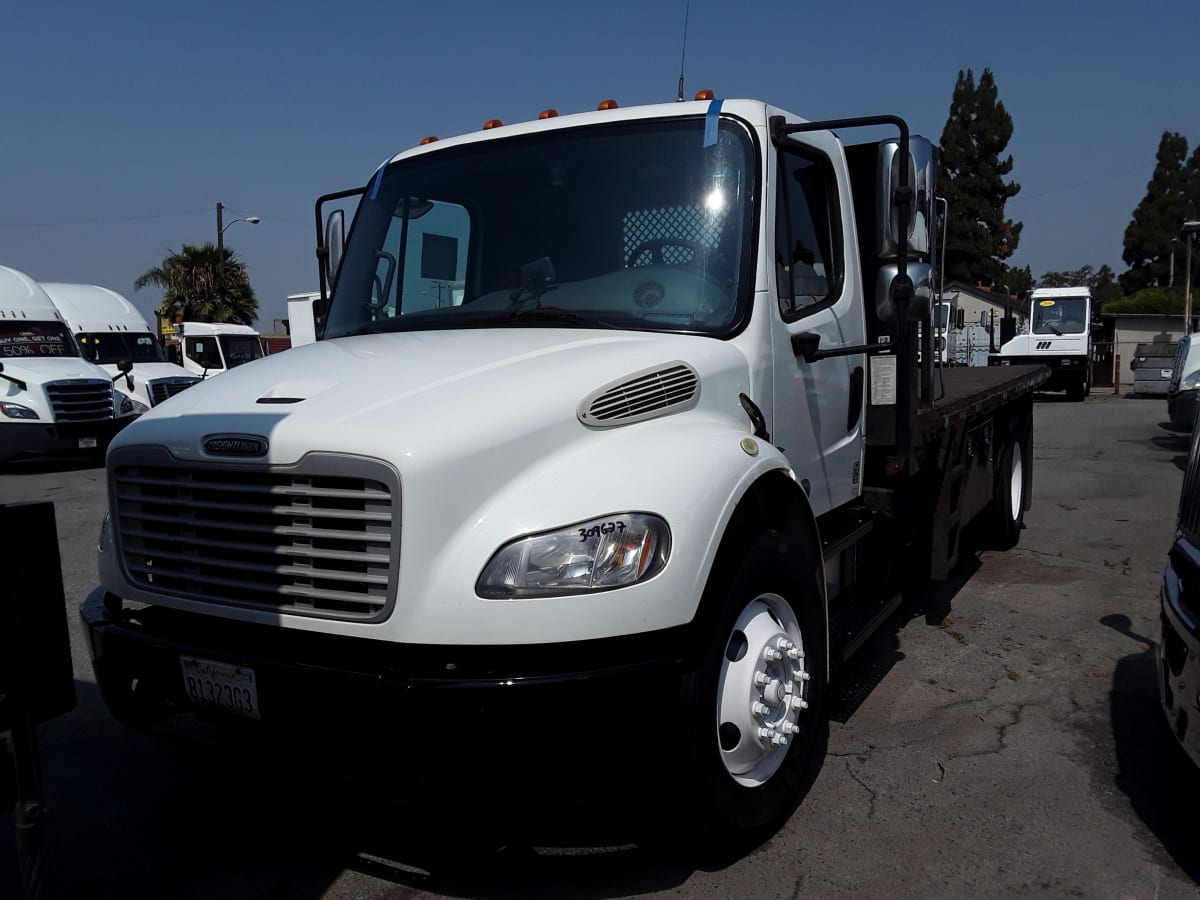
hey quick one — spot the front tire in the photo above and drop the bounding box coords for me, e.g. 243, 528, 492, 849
680, 534, 828, 844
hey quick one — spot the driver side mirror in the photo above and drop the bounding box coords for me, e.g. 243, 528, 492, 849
113, 358, 134, 390
955, 308, 965, 330
324, 210, 346, 290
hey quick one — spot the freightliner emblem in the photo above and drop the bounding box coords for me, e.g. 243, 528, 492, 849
204, 434, 269, 457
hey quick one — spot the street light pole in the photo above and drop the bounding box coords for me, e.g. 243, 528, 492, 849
215, 203, 261, 307
1185, 221, 1200, 335
216, 202, 225, 305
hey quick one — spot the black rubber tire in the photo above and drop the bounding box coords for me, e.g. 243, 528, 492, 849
986, 437, 1025, 549
678, 532, 828, 848
1068, 380, 1086, 402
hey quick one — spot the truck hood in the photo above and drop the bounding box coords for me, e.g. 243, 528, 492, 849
0, 356, 111, 388
113, 328, 754, 466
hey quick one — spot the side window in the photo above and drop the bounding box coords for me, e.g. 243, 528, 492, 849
373, 199, 471, 317
775, 147, 840, 319
186, 338, 223, 370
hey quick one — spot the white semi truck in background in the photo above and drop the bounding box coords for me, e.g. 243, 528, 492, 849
988, 286, 1092, 400
176, 321, 265, 377
83, 97, 1048, 839
0, 266, 132, 462
40, 282, 202, 416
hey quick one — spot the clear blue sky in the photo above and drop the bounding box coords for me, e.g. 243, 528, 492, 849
2, 0, 1197, 330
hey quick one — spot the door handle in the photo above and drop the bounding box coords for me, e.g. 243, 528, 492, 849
847, 366, 864, 432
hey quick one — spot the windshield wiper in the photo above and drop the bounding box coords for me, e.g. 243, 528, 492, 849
504, 305, 619, 329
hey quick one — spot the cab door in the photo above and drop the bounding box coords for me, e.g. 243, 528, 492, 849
768, 132, 866, 516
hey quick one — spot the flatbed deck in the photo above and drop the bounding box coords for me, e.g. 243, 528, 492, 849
915, 364, 1049, 442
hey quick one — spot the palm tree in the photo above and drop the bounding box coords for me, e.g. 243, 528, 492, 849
134, 243, 258, 326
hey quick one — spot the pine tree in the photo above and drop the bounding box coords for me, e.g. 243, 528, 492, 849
938, 69, 1023, 290
1120, 132, 1191, 293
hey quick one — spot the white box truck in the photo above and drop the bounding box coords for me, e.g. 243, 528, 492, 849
40, 282, 202, 415
0, 266, 130, 462
177, 321, 265, 377
83, 98, 1048, 838
988, 286, 1092, 400
285, 292, 319, 348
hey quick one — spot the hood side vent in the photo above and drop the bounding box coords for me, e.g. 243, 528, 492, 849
578, 361, 700, 428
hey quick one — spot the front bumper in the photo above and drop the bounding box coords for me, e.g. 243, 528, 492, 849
0, 418, 126, 463
1158, 546, 1200, 769
1168, 390, 1198, 431
81, 588, 689, 802
988, 355, 1086, 391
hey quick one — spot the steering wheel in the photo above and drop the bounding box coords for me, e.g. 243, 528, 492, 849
626, 237, 701, 267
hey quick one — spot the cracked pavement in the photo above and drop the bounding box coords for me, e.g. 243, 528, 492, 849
2, 393, 1198, 899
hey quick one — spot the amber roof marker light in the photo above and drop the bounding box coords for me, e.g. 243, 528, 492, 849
597, 99, 619, 110
538, 109, 559, 119
420, 136, 438, 145
483, 119, 503, 130
694, 89, 714, 101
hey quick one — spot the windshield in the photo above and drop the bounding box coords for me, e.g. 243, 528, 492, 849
218, 335, 264, 369
933, 305, 950, 330
1031, 296, 1088, 335
324, 117, 757, 340
79, 331, 167, 364
0, 321, 79, 359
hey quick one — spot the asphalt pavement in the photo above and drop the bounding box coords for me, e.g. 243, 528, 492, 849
1, 391, 1197, 899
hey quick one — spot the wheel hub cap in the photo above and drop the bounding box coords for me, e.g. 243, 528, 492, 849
716, 593, 810, 786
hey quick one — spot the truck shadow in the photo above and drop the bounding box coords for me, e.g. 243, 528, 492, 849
826, 553, 980, 724
1103, 615, 1200, 883
0, 454, 101, 475
4, 681, 705, 899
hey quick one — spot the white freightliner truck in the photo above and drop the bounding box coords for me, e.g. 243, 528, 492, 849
988, 286, 1092, 400
177, 321, 265, 377
0, 266, 133, 463
82, 98, 1048, 836
40, 282, 202, 416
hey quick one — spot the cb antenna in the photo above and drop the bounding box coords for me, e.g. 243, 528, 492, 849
676, 0, 691, 101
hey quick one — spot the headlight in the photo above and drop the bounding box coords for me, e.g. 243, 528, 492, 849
119, 394, 136, 415
0, 402, 39, 419
477, 512, 671, 598
1182, 371, 1200, 391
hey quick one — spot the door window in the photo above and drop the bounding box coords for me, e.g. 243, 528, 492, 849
775, 148, 841, 319
186, 337, 224, 370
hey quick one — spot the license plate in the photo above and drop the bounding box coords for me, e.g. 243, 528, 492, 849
180, 656, 260, 720
1162, 369, 1174, 379
78, 437, 97, 449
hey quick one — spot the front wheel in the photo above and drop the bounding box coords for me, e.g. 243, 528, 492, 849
680, 534, 828, 843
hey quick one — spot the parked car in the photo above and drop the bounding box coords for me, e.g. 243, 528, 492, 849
1132, 342, 1179, 398
1167, 334, 1200, 430
1159, 422, 1200, 767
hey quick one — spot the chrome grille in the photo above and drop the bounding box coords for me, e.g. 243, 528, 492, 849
46, 379, 114, 422
579, 362, 700, 427
148, 376, 201, 406
1179, 427, 1200, 548
113, 457, 398, 621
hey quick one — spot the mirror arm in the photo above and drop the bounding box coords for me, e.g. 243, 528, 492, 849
0, 372, 27, 391
791, 332, 892, 364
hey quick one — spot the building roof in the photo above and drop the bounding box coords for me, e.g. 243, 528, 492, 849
942, 281, 1023, 315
